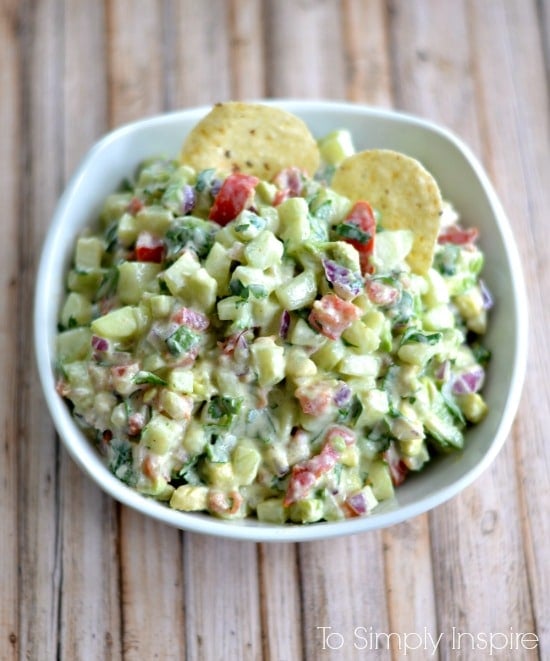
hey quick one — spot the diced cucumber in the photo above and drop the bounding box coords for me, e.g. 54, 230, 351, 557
117, 262, 161, 304
162, 251, 200, 295
149, 294, 174, 318
373, 230, 413, 273
100, 192, 133, 224
342, 320, 380, 353
142, 413, 184, 455
203, 461, 238, 489
232, 444, 262, 486
317, 129, 355, 166
117, 212, 138, 246
135, 205, 173, 234
277, 197, 310, 249
203, 242, 232, 294
289, 498, 324, 524
356, 388, 389, 427
182, 418, 207, 454
60, 292, 92, 328
250, 337, 285, 387
75, 236, 104, 271
311, 339, 345, 370
244, 230, 284, 269
338, 353, 380, 377
275, 270, 317, 310
367, 460, 395, 501
289, 318, 326, 348
56, 327, 92, 362
170, 485, 209, 511
91, 306, 139, 341
67, 268, 103, 295
168, 367, 194, 394
256, 498, 288, 524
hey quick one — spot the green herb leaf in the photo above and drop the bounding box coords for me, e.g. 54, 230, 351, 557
165, 325, 201, 356
334, 221, 371, 244
400, 327, 442, 346
133, 371, 168, 386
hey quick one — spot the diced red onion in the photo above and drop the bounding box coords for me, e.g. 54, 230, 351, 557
480, 279, 494, 310
346, 492, 368, 515
452, 365, 485, 395
322, 259, 362, 300
210, 179, 222, 197
434, 360, 450, 381
279, 310, 291, 339
333, 383, 352, 407
182, 184, 196, 214
91, 335, 110, 352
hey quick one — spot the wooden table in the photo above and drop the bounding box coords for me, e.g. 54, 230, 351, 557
2, 1, 548, 659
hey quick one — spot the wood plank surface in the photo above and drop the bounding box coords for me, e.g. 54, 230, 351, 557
2, 1, 549, 659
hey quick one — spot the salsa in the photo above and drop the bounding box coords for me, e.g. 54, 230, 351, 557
55, 130, 491, 524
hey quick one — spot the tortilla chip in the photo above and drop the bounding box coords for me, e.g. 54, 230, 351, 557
331, 149, 442, 274
180, 102, 320, 180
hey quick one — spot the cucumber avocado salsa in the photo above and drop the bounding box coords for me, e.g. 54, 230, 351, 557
55, 123, 491, 525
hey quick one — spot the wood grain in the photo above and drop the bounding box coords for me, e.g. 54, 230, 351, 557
2, 1, 549, 659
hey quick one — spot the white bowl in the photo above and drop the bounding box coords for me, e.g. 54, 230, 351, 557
34, 101, 527, 542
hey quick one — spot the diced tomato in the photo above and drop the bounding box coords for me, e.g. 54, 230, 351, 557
438, 225, 479, 246
325, 425, 356, 446
135, 231, 165, 263
272, 167, 304, 205
365, 278, 400, 307
127, 197, 144, 215
308, 293, 361, 340
208, 173, 259, 225
295, 380, 334, 416
172, 307, 210, 331
383, 443, 409, 486
284, 442, 339, 506
341, 201, 376, 274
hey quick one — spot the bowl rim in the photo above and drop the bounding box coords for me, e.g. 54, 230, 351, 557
34, 100, 528, 542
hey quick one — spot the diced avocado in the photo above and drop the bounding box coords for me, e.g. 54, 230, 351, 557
141, 413, 183, 455
117, 212, 139, 246
338, 353, 380, 377
289, 318, 326, 348
232, 444, 262, 486
203, 242, 232, 294
256, 498, 288, 524
67, 268, 104, 295
422, 304, 455, 331
162, 251, 200, 295
149, 294, 174, 318
168, 367, 194, 394
285, 347, 317, 379
289, 498, 324, 524
100, 192, 133, 224
186, 268, 218, 311
91, 306, 139, 341
117, 262, 161, 304
182, 418, 207, 455
170, 485, 209, 511
356, 388, 389, 427
202, 461, 238, 489
456, 392, 488, 423
342, 320, 380, 353
367, 460, 395, 501
244, 230, 284, 269
373, 230, 413, 273
135, 205, 173, 234
60, 292, 92, 328
56, 327, 92, 362
311, 339, 345, 370
159, 389, 192, 421
275, 270, 317, 310
277, 197, 310, 249
75, 236, 104, 271
250, 337, 285, 387
423, 268, 450, 306
317, 129, 355, 166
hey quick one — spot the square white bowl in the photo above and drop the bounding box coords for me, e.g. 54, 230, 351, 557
34, 100, 527, 542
